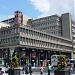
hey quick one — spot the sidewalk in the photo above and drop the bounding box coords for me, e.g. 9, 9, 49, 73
3, 72, 53, 75
3, 73, 8, 75
2, 71, 75, 75
1, 66, 75, 75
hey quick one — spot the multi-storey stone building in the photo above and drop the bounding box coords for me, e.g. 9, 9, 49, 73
27, 12, 75, 59
27, 13, 74, 39
1, 11, 30, 26
0, 11, 75, 66
0, 22, 73, 66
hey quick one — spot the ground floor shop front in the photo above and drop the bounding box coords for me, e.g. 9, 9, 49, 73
0, 46, 71, 67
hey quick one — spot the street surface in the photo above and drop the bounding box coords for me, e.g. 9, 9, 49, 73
3, 71, 75, 75
1, 67, 75, 75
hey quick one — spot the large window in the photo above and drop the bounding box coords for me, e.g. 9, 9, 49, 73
26, 29, 28, 35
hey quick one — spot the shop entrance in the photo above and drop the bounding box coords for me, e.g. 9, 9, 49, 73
21, 50, 26, 65
31, 50, 39, 67
21, 58, 26, 65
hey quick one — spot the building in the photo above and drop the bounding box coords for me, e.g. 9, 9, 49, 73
27, 13, 75, 59
0, 22, 73, 66
0, 11, 75, 66
27, 15, 62, 36
27, 13, 74, 40
1, 11, 30, 26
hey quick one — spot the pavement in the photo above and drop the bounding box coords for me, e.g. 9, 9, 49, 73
22, 72, 54, 75
3, 72, 54, 75
1, 67, 75, 75
3, 71, 75, 75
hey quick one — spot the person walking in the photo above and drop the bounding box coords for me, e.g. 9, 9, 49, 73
22, 64, 29, 75
47, 64, 51, 75
29, 64, 33, 75
40, 65, 44, 75
5, 63, 9, 73
0, 68, 4, 75
74, 62, 75, 70
25, 64, 29, 75
22, 64, 25, 74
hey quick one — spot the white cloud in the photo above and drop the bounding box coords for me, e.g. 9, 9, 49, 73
29, 0, 75, 20
29, 0, 50, 13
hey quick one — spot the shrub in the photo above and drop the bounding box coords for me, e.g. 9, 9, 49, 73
10, 55, 19, 69
57, 55, 67, 70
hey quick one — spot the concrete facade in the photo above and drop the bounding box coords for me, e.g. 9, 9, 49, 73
61, 13, 72, 39
0, 11, 75, 66
0, 22, 73, 66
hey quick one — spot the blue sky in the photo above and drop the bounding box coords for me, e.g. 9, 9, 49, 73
0, 0, 75, 21
0, 0, 41, 21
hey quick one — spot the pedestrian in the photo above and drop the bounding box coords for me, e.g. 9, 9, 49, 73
40, 65, 44, 75
22, 64, 25, 74
47, 64, 51, 75
22, 64, 29, 75
74, 62, 75, 70
29, 63, 33, 75
5, 63, 9, 73
0, 68, 4, 75
25, 64, 29, 75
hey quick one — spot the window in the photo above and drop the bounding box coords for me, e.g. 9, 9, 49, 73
23, 28, 25, 33
20, 28, 22, 32
23, 37, 25, 42
1, 31, 3, 35
8, 38, 10, 42
16, 36, 19, 41
11, 38, 13, 42
26, 29, 28, 35
26, 38, 28, 43
17, 28, 20, 33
